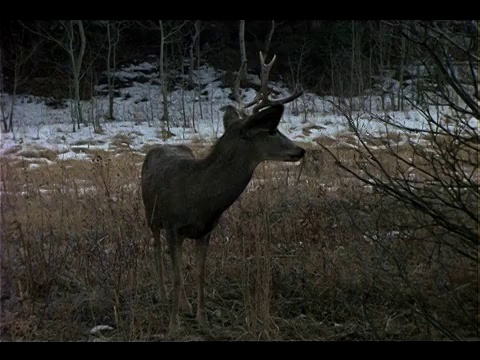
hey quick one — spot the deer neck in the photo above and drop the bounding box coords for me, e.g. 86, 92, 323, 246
198, 139, 258, 211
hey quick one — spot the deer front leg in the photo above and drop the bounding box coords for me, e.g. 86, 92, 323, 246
178, 245, 193, 315
153, 229, 167, 302
166, 228, 187, 333
195, 233, 210, 326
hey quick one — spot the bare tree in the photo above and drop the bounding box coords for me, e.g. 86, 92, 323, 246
176, 37, 188, 130
158, 20, 169, 129
397, 35, 406, 111
263, 20, 275, 56
154, 20, 187, 131
0, 29, 42, 133
375, 22, 393, 111
287, 39, 308, 118
189, 20, 204, 124
350, 20, 356, 115
188, 20, 201, 86
72, 20, 86, 128
321, 20, 478, 339
104, 20, 128, 121
0, 33, 5, 132
239, 20, 247, 88
21, 20, 87, 132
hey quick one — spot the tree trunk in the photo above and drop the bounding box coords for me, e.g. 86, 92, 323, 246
239, 20, 247, 86
378, 22, 386, 111
189, 21, 201, 89
195, 20, 201, 69
159, 20, 169, 130
0, 42, 8, 132
398, 35, 406, 111
112, 24, 118, 118
179, 43, 188, 129
77, 20, 86, 126
68, 20, 86, 130
106, 20, 114, 120
192, 21, 202, 122
368, 22, 374, 113
189, 27, 195, 86
350, 20, 355, 118
264, 20, 275, 56
8, 59, 19, 133
355, 25, 364, 101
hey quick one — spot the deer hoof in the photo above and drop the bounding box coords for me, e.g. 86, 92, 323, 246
179, 299, 193, 315
196, 312, 209, 328
168, 315, 180, 336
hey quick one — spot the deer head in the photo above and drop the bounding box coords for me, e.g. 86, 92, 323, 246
221, 53, 305, 163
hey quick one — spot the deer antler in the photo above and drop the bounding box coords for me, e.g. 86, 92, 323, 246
232, 60, 250, 118
250, 51, 303, 114
233, 61, 246, 107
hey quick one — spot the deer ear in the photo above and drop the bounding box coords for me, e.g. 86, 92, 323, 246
244, 104, 284, 131
222, 105, 242, 130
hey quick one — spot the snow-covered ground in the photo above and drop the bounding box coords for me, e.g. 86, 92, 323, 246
0, 60, 476, 164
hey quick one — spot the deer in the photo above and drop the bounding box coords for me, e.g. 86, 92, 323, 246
141, 51, 304, 334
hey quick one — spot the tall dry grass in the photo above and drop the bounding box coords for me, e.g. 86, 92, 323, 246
0, 139, 477, 341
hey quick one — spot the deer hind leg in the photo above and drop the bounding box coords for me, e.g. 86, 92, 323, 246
195, 233, 211, 326
178, 246, 193, 315
165, 228, 191, 334
153, 229, 167, 302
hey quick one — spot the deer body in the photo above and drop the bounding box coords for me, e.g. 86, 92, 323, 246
141, 52, 305, 334
142, 140, 257, 240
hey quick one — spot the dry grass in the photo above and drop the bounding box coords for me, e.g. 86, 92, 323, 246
0, 140, 477, 341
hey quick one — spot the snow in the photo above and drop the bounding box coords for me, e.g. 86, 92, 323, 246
89, 325, 114, 334
122, 61, 157, 74
0, 61, 477, 165
191, 65, 225, 85
58, 150, 91, 161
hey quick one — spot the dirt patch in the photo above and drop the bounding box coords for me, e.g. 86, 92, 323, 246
110, 133, 133, 149
17, 146, 67, 162
156, 129, 176, 140
302, 124, 326, 136
72, 139, 107, 146
1, 145, 23, 156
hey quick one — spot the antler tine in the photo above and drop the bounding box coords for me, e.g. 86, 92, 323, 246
242, 52, 276, 110
259, 51, 277, 68
244, 93, 262, 108
266, 85, 304, 107
233, 61, 246, 107
259, 51, 276, 106
245, 88, 273, 109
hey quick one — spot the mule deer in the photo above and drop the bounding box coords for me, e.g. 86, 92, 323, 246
141, 51, 304, 333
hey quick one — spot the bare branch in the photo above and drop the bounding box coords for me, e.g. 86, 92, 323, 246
264, 20, 276, 55
427, 23, 479, 62
233, 20, 249, 114
76, 20, 86, 75
136, 20, 188, 43
164, 20, 188, 41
